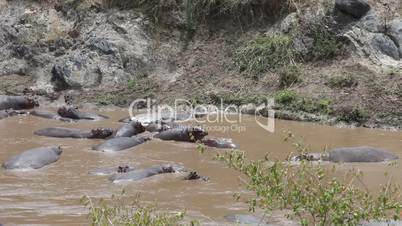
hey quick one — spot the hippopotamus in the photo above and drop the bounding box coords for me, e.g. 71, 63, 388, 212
30, 110, 73, 122
0, 95, 38, 110
3, 146, 62, 170
145, 121, 186, 132
114, 121, 145, 137
57, 106, 108, 121
109, 164, 186, 183
89, 165, 135, 176
290, 146, 399, 163
34, 127, 113, 139
154, 126, 208, 142
0, 109, 27, 120
201, 138, 239, 149
93, 136, 150, 152
182, 171, 209, 181
224, 214, 269, 226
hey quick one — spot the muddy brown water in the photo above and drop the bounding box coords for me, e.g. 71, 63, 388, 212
1, 109, 402, 225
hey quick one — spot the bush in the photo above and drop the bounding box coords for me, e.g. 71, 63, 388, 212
274, 90, 297, 105
326, 73, 358, 89
82, 193, 189, 226
279, 63, 303, 88
234, 35, 295, 77
215, 147, 402, 226
273, 90, 333, 115
336, 105, 369, 123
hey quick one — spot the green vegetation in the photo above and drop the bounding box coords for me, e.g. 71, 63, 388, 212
274, 90, 298, 105
298, 20, 345, 61
336, 105, 369, 123
234, 35, 295, 78
279, 63, 303, 88
96, 93, 116, 106
82, 193, 197, 226
326, 73, 359, 89
214, 133, 402, 226
274, 90, 333, 115
127, 79, 137, 91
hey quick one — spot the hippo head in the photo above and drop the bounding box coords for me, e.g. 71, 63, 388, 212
57, 106, 79, 119
189, 127, 208, 142
51, 146, 63, 155
290, 153, 322, 162
117, 165, 130, 173
130, 121, 146, 132
91, 128, 114, 139
26, 97, 39, 109
161, 164, 186, 173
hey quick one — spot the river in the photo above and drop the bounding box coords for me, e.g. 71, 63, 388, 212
0, 109, 402, 225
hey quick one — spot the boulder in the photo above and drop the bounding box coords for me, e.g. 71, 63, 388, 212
387, 19, 402, 57
335, 0, 371, 19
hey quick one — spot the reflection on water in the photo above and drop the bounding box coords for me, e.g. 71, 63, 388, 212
0, 109, 402, 225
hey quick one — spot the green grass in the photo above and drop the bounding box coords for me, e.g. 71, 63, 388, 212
273, 90, 333, 115
214, 133, 402, 226
335, 105, 369, 123
326, 73, 358, 89
279, 63, 303, 88
234, 34, 295, 78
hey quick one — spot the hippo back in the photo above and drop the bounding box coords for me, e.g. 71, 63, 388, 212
110, 166, 164, 182
328, 147, 398, 162
3, 146, 62, 170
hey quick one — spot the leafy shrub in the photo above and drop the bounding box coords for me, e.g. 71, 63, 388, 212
235, 35, 295, 77
273, 90, 333, 115
82, 194, 187, 226
279, 63, 303, 88
296, 18, 345, 61
326, 73, 358, 89
215, 148, 402, 226
336, 105, 369, 123
274, 90, 297, 105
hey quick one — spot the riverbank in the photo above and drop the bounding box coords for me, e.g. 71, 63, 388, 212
0, 0, 401, 130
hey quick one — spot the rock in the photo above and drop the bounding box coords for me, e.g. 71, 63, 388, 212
361, 220, 402, 226
370, 33, 400, 60
335, 0, 371, 19
356, 12, 384, 33
388, 19, 402, 57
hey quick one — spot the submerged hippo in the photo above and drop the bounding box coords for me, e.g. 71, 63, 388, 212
57, 106, 108, 121
154, 126, 208, 142
35, 127, 113, 139
224, 214, 269, 226
3, 146, 62, 170
291, 146, 399, 163
183, 171, 209, 181
89, 165, 135, 176
0, 95, 38, 110
0, 109, 27, 120
114, 121, 145, 137
30, 110, 73, 122
201, 138, 239, 149
93, 136, 150, 152
109, 164, 186, 183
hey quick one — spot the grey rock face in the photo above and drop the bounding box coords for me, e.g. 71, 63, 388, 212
0, 1, 151, 91
370, 33, 400, 60
335, 0, 371, 19
388, 19, 402, 57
